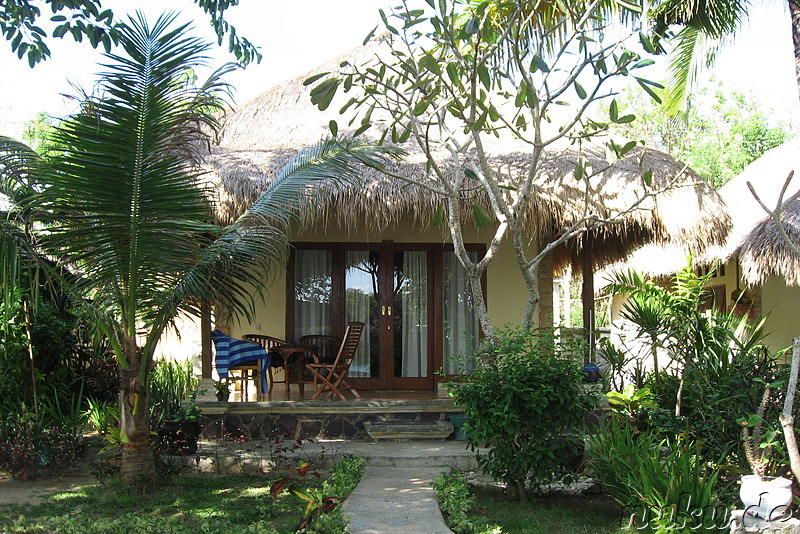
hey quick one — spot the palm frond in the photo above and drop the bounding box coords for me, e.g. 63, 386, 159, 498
150, 136, 405, 335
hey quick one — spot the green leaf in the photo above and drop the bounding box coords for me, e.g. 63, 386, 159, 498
328, 120, 338, 137
477, 65, 491, 90
420, 52, 442, 76
515, 80, 528, 107
531, 55, 550, 73
362, 25, 378, 45
309, 78, 341, 111
639, 31, 658, 54
464, 17, 480, 35
609, 99, 619, 121
615, 114, 636, 124
574, 81, 587, 100
464, 168, 479, 181
635, 77, 663, 104
472, 204, 493, 227
412, 99, 430, 116
432, 205, 444, 227
642, 170, 653, 186
303, 72, 330, 86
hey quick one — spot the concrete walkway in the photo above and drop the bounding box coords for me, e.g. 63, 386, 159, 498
343, 466, 454, 534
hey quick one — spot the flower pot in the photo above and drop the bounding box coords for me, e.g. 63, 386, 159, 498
157, 420, 201, 455
450, 414, 468, 441
740, 474, 793, 520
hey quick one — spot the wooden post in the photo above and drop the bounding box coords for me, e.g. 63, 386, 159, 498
200, 299, 212, 379
582, 231, 595, 363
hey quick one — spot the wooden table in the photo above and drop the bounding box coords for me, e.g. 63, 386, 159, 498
271, 345, 314, 400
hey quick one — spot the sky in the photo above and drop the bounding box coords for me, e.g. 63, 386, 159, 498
0, 1, 797, 140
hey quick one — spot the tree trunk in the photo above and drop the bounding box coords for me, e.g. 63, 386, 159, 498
119, 366, 157, 491
789, 0, 800, 97
781, 337, 800, 487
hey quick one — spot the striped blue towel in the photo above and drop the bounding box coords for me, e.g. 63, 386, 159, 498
211, 330, 270, 394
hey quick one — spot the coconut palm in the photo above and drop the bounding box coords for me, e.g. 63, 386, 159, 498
0, 12, 401, 488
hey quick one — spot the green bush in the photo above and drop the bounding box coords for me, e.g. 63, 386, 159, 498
588, 421, 725, 533
446, 327, 597, 501
148, 358, 199, 428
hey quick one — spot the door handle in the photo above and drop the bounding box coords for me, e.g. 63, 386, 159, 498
387, 305, 392, 315
381, 306, 386, 316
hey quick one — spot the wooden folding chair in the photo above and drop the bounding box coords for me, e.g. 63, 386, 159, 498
305, 322, 365, 401
299, 334, 342, 393
242, 334, 286, 400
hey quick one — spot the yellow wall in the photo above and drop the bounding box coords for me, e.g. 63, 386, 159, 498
227, 220, 532, 340
608, 257, 798, 356
761, 276, 800, 354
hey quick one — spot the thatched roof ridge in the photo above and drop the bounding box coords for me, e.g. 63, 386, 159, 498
736, 197, 800, 286
604, 136, 800, 282
205, 41, 730, 272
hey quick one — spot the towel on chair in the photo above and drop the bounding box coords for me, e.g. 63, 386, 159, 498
211, 329, 270, 394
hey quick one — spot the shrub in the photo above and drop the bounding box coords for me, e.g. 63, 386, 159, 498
0, 403, 84, 480
446, 327, 597, 501
588, 421, 725, 533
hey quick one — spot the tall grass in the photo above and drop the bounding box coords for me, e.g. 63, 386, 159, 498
148, 359, 198, 428
587, 422, 726, 533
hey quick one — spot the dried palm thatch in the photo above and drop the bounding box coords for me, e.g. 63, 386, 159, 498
605, 136, 800, 282
204, 41, 730, 273
727, 136, 800, 286
736, 198, 800, 286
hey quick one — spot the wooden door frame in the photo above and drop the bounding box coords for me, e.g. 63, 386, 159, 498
287, 241, 486, 390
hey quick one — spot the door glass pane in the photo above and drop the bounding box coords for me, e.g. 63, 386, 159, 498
345, 250, 380, 378
294, 249, 332, 340
443, 251, 479, 374
394, 251, 428, 378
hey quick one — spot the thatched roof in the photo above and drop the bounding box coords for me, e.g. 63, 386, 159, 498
728, 137, 800, 286
604, 136, 800, 283
736, 198, 800, 286
204, 42, 730, 273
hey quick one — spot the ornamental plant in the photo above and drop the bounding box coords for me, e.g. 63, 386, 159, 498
446, 327, 597, 501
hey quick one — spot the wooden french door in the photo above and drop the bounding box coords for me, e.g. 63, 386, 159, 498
289, 242, 483, 390
343, 246, 434, 390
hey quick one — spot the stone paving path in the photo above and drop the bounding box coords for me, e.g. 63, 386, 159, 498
343, 466, 453, 534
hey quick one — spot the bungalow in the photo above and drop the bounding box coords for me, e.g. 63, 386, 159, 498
608, 136, 800, 355
184, 44, 729, 398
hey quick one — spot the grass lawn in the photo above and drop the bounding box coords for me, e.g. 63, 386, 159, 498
0, 473, 324, 534
469, 485, 629, 534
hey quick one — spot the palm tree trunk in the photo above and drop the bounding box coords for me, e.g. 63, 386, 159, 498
790, 0, 800, 97
119, 366, 157, 490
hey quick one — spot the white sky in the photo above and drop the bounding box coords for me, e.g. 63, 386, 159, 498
0, 2, 797, 139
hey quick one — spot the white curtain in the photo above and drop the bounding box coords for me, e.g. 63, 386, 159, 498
294, 250, 332, 340
401, 251, 428, 377
345, 251, 374, 377
443, 251, 479, 374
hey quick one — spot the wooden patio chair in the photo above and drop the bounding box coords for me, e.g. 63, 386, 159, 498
305, 322, 365, 401
299, 334, 342, 391
242, 334, 286, 400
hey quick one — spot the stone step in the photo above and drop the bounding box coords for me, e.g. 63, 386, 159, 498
180, 438, 479, 473
364, 420, 454, 441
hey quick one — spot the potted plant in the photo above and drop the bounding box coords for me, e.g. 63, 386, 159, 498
737, 384, 793, 520
214, 380, 230, 402
157, 391, 203, 455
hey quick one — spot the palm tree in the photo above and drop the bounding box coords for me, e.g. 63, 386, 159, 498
0, 12, 400, 488
648, 0, 800, 113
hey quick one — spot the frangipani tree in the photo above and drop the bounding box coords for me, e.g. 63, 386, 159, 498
308, 0, 688, 336
0, 12, 400, 488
